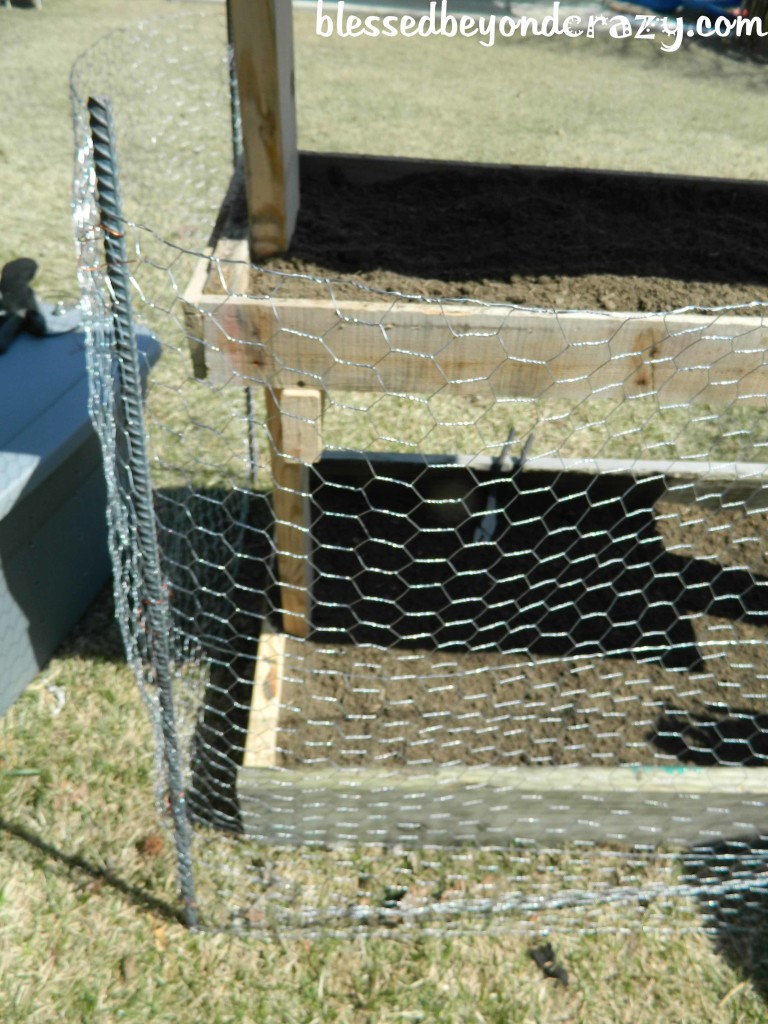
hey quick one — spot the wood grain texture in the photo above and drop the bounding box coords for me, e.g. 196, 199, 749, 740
181, 247, 212, 380
182, 240, 252, 377
266, 387, 323, 637
195, 296, 768, 406
228, 0, 299, 257
242, 629, 286, 769
237, 764, 768, 847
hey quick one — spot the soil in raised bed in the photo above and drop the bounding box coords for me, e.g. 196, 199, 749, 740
270, 459, 768, 770
181, 464, 768, 835
222, 157, 768, 312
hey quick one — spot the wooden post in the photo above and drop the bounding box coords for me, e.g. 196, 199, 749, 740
266, 386, 323, 637
242, 629, 286, 768
227, 0, 300, 258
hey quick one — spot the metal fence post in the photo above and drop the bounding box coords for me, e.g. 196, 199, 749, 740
87, 95, 199, 929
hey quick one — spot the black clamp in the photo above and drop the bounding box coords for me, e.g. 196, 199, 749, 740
0, 258, 82, 355
473, 426, 535, 544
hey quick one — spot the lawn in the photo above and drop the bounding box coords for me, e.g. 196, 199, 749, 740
2, 0, 768, 1020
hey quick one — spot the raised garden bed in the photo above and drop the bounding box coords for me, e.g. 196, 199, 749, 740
182, 150, 768, 848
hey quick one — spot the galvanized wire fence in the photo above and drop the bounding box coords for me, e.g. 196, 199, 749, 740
71, 12, 768, 934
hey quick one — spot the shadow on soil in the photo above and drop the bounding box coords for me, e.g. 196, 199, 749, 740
70, 470, 768, 828
288, 157, 768, 289
651, 705, 768, 766
310, 459, 768, 670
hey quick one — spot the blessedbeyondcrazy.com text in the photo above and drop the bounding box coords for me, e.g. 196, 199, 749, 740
315, 0, 767, 53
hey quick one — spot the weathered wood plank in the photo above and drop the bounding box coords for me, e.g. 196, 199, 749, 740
183, 241, 250, 377
204, 238, 250, 295
242, 629, 286, 769
237, 764, 768, 847
181, 247, 212, 380
228, 0, 299, 257
193, 297, 768, 406
266, 387, 323, 637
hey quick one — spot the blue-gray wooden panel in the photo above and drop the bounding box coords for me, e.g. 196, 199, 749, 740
0, 327, 160, 714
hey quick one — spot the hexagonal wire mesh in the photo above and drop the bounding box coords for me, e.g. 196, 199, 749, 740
71, 11, 768, 934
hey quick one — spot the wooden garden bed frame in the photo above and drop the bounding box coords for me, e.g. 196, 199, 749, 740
181, 0, 768, 847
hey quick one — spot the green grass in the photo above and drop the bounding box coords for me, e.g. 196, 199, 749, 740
2, 1, 768, 1020
3, 641, 768, 1022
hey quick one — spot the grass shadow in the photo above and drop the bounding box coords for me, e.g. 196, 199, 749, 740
0, 814, 184, 924
683, 840, 768, 1002
55, 581, 125, 663
153, 487, 274, 834
46, 486, 274, 833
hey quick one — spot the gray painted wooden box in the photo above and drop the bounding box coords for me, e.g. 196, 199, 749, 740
0, 327, 158, 715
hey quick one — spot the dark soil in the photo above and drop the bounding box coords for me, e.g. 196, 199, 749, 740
273, 458, 768, 770
235, 154, 768, 312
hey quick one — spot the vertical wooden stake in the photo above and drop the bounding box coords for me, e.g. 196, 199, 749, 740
227, 0, 300, 258
266, 387, 323, 638
243, 629, 286, 768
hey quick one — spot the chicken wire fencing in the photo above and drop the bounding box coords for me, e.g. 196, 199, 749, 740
70, 13, 768, 936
